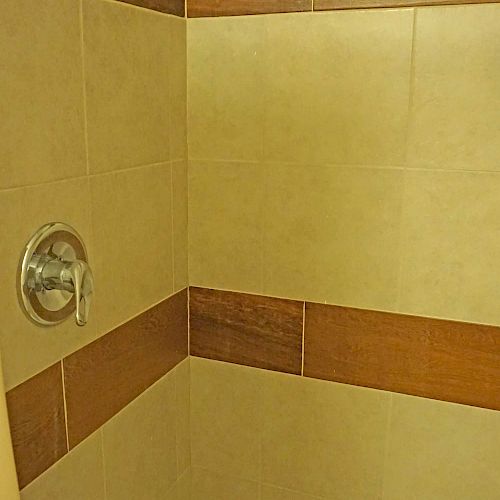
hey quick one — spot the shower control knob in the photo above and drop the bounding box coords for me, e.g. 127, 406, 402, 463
19, 223, 94, 327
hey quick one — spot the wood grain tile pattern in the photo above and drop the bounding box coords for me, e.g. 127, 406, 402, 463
190, 287, 304, 374
188, 0, 311, 17
117, 0, 185, 16
64, 289, 188, 448
304, 303, 500, 411
6, 363, 67, 489
314, 0, 498, 10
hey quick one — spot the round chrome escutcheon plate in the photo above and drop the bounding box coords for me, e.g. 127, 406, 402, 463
19, 222, 88, 326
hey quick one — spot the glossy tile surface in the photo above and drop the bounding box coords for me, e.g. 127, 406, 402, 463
0, 0, 86, 189
173, 160, 189, 291
263, 10, 413, 165
188, 161, 264, 292
399, 170, 500, 326
90, 164, 174, 335
384, 394, 500, 499
20, 432, 105, 500
102, 369, 178, 500
263, 164, 403, 310
188, 17, 265, 161
190, 358, 262, 481
83, 0, 170, 173
408, 4, 500, 170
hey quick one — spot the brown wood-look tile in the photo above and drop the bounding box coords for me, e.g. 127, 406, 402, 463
314, 0, 498, 11
188, 0, 311, 17
304, 302, 500, 411
6, 363, 67, 489
117, 0, 185, 16
64, 289, 188, 448
190, 287, 304, 374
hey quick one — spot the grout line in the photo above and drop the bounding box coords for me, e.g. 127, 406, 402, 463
404, 8, 418, 167
170, 164, 176, 292
301, 302, 306, 376
79, 0, 90, 177
60, 360, 70, 453
100, 428, 108, 500
187, 287, 191, 355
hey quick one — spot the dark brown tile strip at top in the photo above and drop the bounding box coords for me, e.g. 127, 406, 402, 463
117, 0, 185, 17
6, 363, 67, 489
304, 302, 500, 411
314, 0, 498, 10
63, 289, 188, 449
190, 287, 304, 374
188, 0, 312, 17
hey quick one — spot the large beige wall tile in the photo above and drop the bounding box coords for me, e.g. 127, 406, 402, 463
187, 17, 265, 161
261, 372, 390, 499
399, 170, 500, 326
263, 164, 403, 310
175, 357, 191, 475
0, 0, 86, 189
102, 369, 178, 500
173, 160, 188, 292
170, 17, 187, 161
90, 163, 173, 336
383, 394, 500, 499
408, 5, 500, 171
262, 484, 323, 500
188, 161, 264, 293
175, 468, 191, 500
21, 432, 105, 500
190, 357, 262, 481
191, 467, 260, 500
83, 0, 170, 173
263, 10, 413, 165
0, 178, 96, 390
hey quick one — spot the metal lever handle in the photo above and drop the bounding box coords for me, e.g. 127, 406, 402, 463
62, 261, 94, 326
41, 258, 94, 326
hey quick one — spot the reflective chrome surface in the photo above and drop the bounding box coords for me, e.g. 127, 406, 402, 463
19, 223, 94, 327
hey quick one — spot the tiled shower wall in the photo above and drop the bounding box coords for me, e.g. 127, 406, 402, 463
188, 3, 500, 327
1, 0, 188, 497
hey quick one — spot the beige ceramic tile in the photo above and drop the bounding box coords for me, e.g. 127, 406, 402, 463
21, 431, 105, 500
190, 357, 263, 481
90, 163, 173, 336
263, 10, 413, 166
102, 369, 178, 500
175, 468, 191, 500
191, 467, 260, 500
384, 394, 500, 500
0, 0, 86, 189
263, 164, 403, 310
170, 17, 187, 161
262, 484, 323, 500
175, 357, 191, 475
172, 161, 188, 292
188, 161, 264, 293
187, 17, 265, 161
261, 371, 391, 499
83, 0, 170, 173
408, 5, 500, 171
399, 170, 500, 326
0, 178, 96, 390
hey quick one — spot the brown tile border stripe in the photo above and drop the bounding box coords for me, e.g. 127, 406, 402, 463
304, 303, 500, 411
187, 0, 312, 17
64, 289, 188, 448
117, 0, 186, 16
190, 287, 303, 374
6, 363, 67, 489
314, 0, 498, 10
189, 287, 500, 411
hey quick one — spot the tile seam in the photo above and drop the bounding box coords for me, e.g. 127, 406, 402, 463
60, 360, 70, 453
